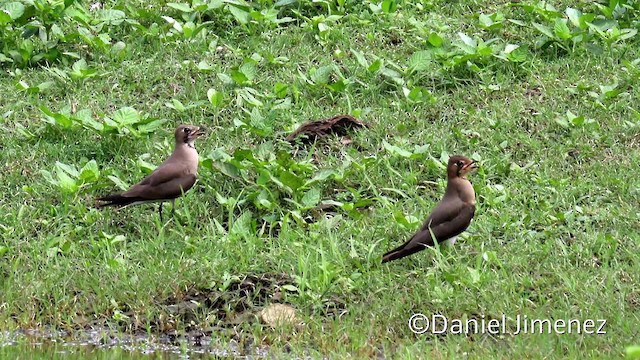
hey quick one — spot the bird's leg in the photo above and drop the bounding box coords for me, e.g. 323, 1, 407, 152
171, 199, 176, 217
159, 202, 164, 222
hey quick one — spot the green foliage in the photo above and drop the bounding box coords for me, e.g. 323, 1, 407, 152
518, 1, 638, 52
202, 144, 355, 230
41, 160, 100, 194
0, 0, 139, 67
40, 105, 166, 136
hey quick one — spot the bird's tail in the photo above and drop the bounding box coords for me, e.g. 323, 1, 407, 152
95, 194, 136, 209
382, 246, 424, 263
381, 238, 426, 263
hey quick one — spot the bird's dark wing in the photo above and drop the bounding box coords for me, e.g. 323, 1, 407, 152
382, 203, 475, 263
97, 173, 197, 207
123, 172, 197, 200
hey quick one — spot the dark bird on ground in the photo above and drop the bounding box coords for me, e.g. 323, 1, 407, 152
96, 124, 205, 220
382, 155, 478, 263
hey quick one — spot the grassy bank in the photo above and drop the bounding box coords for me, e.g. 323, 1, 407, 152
1, 0, 639, 357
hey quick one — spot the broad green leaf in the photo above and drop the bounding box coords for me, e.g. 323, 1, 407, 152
79, 160, 100, 182
3, 2, 25, 20
307, 169, 335, 185
626, 346, 640, 359
383, 140, 412, 158
504, 44, 519, 53
327, 79, 347, 93
112, 107, 140, 125
506, 46, 528, 62
72, 58, 88, 71
230, 211, 253, 237
301, 188, 321, 208
381, 0, 397, 13
408, 50, 432, 72
565, 7, 583, 28
458, 32, 477, 48
555, 117, 569, 128
278, 171, 303, 192
467, 267, 481, 284
532, 22, 555, 39
215, 162, 241, 178
478, 14, 493, 28
273, 83, 288, 98
281, 284, 298, 292
600, 83, 620, 99
98, 9, 126, 22
56, 170, 78, 193
239, 61, 256, 81
136, 119, 167, 134
228, 5, 249, 24
236, 88, 263, 107
197, 60, 213, 71
310, 65, 332, 85
182, 21, 195, 38
380, 68, 404, 85
36, 81, 54, 91
619, 29, 637, 41
161, 16, 183, 32
166, 99, 185, 111
207, 88, 224, 106
40, 170, 56, 186
274, 0, 298, 7
208, 0, 224, 9
0, 11, 11, 24
56, 162, 79, 178
137, 156, 157, 173
230, 70, 249, 84
368, 58, 382, 73
553, 19, 572, 40
567, 111, 585, 126
428, 32, 443, 47
75, 110, 103, 132
167, 2, 193, 12
351, 48, 368, 68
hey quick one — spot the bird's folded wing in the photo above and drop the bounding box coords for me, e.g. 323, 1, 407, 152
402, 203, 475, 250
427, 203, 475, 243
422, 197, 464, 230
123, 173, 197, 200
138, 162, 189, 187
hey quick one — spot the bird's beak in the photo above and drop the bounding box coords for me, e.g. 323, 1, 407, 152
463, 160, 479, 172
193, 126, 206, 138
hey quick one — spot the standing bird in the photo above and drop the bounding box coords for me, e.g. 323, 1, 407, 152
96, 124, 205, 220
382, 155, 478, 263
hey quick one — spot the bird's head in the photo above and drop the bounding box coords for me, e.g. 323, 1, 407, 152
175, 124, 205, 145
447, 155, 478, 179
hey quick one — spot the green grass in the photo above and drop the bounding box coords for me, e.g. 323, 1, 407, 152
1, 0, 639, 358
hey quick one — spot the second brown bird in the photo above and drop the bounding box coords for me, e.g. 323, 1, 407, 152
382, 155, 478, 263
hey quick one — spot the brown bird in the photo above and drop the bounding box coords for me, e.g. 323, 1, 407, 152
382, 155, 478, 263
96, 124, 205, 220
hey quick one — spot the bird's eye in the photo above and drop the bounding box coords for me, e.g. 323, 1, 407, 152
456, 161, 463, 168
183, 128, 191, 134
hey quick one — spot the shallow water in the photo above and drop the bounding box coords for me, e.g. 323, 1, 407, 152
1, 329, 270, 359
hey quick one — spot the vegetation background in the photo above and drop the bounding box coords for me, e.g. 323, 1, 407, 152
0, 0, 639, 358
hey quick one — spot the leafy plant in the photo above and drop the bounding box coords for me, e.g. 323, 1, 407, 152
0, 1, 138, 67
554, 110, 598, 129
202, 145, 356, 231
41, 160, 101, 194
517, 3, 638, 52
40, 105, 166, 136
